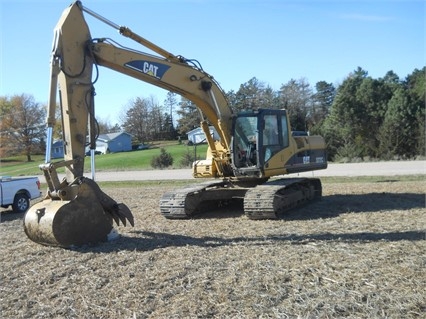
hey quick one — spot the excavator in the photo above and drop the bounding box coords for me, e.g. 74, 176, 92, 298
24, 1, 327, 248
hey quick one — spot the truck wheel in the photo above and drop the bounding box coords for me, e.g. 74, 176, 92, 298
12, 193, 30, 214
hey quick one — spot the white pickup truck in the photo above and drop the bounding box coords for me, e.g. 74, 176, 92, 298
0, 176, 42, 213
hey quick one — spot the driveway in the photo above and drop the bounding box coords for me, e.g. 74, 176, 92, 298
84, 160, 425, 182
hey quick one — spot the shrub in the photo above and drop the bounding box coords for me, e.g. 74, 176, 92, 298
334, 143, 363, 163
150, 148, 173, 169
179, 149, 202, 168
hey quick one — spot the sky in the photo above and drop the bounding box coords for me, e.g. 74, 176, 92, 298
0, 0, 424, 125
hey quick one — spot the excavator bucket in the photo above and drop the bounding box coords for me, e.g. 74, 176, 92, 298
24, 179, 133, 248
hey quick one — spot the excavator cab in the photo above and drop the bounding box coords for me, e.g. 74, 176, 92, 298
232, 108, 327, 179
232, 109, 289, 175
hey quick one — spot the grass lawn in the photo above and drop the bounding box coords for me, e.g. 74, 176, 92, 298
0, 142, 208, 176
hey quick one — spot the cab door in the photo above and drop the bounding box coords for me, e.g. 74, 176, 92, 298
259, 109, 289, 164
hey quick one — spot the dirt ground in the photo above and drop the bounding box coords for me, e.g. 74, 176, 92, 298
1, 178, 425, 318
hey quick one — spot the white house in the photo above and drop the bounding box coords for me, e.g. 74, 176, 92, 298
187, 126, 219, 144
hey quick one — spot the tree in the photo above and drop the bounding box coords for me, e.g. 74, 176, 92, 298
164, 92, 177, 129
225, 90, 237, 110
326, 67, 390, 160
121, 95, 166, 143
320, 67, 368, 160
319, 66, 423, 161
382, 70, 400, 86
233, 77, 278, 111
96, 117, 120, 134
148, 96, 165, 139
0, 94, 46, 161
355, 77, 392, 157
176, 97, 200, 136
405, 67, 426, 156
312, 81, 335, 123
121, 97, 148, 144
0, 96, 14, 157
378, 87, 417, 158
278, 78, 313, 131
110, 123, 122, 133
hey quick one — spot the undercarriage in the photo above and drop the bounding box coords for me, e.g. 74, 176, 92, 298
159, 177, 322, 219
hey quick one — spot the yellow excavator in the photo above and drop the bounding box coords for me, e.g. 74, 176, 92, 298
24, 1, 327, 247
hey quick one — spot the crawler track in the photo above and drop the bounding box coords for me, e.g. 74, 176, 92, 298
159, 180, 246, 219
244, 178, 322, 219
159, 178, 322, 219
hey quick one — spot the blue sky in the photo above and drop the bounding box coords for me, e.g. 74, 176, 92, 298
0, 0, 424, 124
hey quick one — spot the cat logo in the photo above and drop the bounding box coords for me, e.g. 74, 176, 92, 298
143, 63, 158, 77
124, 60, 170, 79
303, 156, 310, 164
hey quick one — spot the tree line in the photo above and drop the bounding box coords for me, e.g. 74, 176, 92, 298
1, 66, 424, 162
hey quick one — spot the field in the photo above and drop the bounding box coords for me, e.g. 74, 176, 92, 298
0, 142, 207, 176
0, 176, 425, 318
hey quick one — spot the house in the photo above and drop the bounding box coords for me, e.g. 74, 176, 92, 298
93, 132, 132, 154
52, 132, 132, 158
187, 126, 219, 144
51, 140, 64, 159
